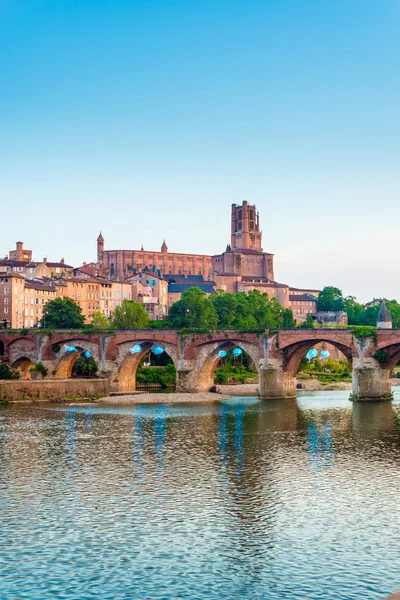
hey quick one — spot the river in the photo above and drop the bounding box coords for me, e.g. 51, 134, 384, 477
1, 389, 400, 599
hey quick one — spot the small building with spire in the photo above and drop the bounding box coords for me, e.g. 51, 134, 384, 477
377, 301, 392, 329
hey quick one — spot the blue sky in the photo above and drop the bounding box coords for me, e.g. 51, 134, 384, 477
1, 0, 399, 302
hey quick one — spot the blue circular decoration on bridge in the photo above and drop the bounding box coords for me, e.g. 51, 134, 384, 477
83, 350, 92, 359
152, 345, 164, 355
320, 350, 330, 360
306, 349, 318, 361
218, 350, 227, 358
130, 345, 143, 354
232, 347, 243, 357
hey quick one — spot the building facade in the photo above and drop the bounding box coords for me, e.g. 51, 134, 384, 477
0, 272, 25, 329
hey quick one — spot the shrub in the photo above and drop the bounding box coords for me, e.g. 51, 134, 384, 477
136, 364, 176, 388
72, 356, 99, 378
0, 363, 18, 380
29, 362, 48, 377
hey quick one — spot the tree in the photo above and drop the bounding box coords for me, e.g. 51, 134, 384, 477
316, 287, 345, 312
211, 291, 238, 328
168, 287, 219, 329
72, 355, 99, 377
113, 300, 149, 329
89, 311, 114, 329
344, 296, 365, 325
282, 308, 297, 329
41, 297, 85, 329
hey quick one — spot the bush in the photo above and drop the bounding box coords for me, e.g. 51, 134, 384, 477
72, 355, 99, 378
29, 362, 48, 377
214, 364, 257, 384
0, 363, 18, 380
136, 364, 176, 388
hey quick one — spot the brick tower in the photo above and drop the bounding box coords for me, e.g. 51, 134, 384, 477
231, 201, 262, 251
97, 232, 104, 263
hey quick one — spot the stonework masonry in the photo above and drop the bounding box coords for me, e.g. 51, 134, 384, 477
1, 328, 399, 401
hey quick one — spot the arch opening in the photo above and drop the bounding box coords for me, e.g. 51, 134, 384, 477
284, 340, 353, 381
283, 339, 353, 376
198, 341, 261, 392
117, 342, 178, 393
374, 344, 400, 378
11, 357, 35, 380
55, 343, 100, 379
0, 341, 4, 357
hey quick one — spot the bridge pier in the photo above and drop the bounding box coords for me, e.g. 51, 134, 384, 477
176, 367, 211, 393
352, 359, 392, 402
259, 367, 297, 400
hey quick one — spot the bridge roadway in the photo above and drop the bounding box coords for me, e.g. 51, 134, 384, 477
1, 328, 400, 401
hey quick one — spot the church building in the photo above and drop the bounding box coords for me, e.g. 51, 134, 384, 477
96, 201, 313, 312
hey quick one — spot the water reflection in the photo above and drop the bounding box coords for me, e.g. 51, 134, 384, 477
0, 393, 400, 599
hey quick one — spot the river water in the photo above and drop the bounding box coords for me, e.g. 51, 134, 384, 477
1, 390, 400, 600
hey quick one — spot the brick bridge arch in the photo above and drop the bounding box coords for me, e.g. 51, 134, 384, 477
7, 337, 38, 366
11, 356, 35, 379
2, 328, 400, 401
263, 329, 360, 399
54, 339, 101, 379
112, 338, 179, 393
178, 333, 264, 393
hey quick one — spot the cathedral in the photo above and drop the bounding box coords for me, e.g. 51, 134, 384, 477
96, 201, 299, 309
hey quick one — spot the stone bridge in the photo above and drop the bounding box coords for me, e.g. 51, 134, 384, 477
1, 328, 399, 401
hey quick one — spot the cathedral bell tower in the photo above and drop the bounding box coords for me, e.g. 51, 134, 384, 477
231, 201, 262, 251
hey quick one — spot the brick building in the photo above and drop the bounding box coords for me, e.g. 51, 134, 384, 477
95, 201, 320, 312
0, 272, 26, 329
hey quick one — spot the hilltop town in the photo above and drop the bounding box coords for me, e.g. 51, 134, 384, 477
0, 202, 321, 329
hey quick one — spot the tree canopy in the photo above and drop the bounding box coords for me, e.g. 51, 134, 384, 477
316, 287, 345, 312
113, 300, 149, 329
40, 297, 85, 329
168, 287, 219, 329
345, 298, 400, 328
166, 288, 296, 329
211, 289, 295, 329
90, 311, 114, 329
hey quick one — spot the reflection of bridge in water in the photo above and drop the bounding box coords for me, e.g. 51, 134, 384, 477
2, 328, 400, 400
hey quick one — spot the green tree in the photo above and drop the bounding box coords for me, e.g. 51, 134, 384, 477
282, 308, 297, 329
72, 355, 99, 377
40, 297, 85, 329
113, 300, 149, 329
316, 287, 345, 312
211, 291, 238, 328
89, 311, 114, 329
168, 287, 219, 329
386, 300, 400, 328
344, 296, 365, 325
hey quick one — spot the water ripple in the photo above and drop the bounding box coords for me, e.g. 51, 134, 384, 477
0, 392, 399, 599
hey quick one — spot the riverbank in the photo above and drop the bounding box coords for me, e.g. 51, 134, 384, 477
97, 379, 400, 404
98, 391, 232, 404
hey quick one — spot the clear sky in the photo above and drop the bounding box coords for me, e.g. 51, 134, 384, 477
1, 0, 399, 302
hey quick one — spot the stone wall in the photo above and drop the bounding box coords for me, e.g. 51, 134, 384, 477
0, 378, 109, 402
